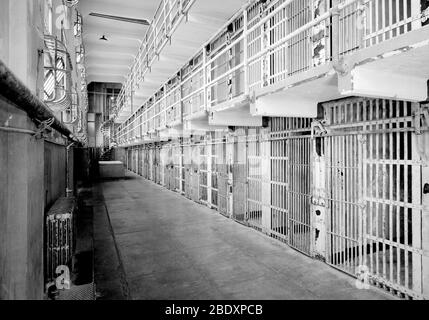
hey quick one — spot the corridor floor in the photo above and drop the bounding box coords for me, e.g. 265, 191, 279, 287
94, 171, 393, 300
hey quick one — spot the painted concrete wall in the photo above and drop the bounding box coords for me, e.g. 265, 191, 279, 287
44, 142, 66, 210
0, 0, 88, 299
0, 96, 70, 299
112, 147, 126, 166
0, 97, 45, 299
0, 0, 45, 96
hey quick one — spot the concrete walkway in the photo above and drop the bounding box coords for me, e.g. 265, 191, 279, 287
95, 171, 393, 300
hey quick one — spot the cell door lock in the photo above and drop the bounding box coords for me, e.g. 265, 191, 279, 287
424, 183, 429, 195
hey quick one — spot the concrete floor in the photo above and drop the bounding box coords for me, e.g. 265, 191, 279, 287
94, 171, 394, 300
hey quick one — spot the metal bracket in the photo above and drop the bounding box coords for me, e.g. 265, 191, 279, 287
358, 136, 367, 145
310, 195, 327, 207
333, 56, 352, 76
331, 7, 341, 17
33, 117, 55, 139
311, 120, 328, 139
414, 106, 429, 135
421, 7, 429, 24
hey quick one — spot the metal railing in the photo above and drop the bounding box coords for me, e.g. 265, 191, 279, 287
113, 0, 195, 119
43, 35, 73, 110
115, 0, 427, 146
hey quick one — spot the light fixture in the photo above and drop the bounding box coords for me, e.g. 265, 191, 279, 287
99, 35, 108, 41
90, 13, 150, 25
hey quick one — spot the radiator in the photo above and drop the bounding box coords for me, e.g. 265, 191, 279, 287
45, 197, 76, 283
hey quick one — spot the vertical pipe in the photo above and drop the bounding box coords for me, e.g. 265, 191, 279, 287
65, 142, 75, 197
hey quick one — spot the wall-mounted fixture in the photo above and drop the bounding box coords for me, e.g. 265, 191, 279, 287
89, 13, 150, 25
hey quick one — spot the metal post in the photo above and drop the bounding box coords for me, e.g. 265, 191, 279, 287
243, 8, 249, 95
203, 46, 208, 112
417, 104, 429, 299
260, 2, 269, 88
207, 133, 212, 206
331, 0, 340, 66
261, 126, 271, 235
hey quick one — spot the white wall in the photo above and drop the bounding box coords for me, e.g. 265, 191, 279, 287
0, 0, 45, 96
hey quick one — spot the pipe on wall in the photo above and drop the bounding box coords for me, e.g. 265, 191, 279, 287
65, 142, 75, 197
0, 59, 79, 143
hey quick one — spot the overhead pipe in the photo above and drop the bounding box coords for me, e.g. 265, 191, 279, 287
0, 59, 79, 143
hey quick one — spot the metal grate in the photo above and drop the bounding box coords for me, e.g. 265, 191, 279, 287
56, 283, 96, 300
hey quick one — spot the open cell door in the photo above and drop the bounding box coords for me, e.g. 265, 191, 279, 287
217, 135, 230, 217
270, 118, 313, 255
232, 129, 247, 223
246, 128, 263, 230
320, 98, 429, 300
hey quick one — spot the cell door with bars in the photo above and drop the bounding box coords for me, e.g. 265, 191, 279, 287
160, 145, 167, 188
173, 143, 182, 192
191, 143, 200, 202
209, 133, 219, 209
129, 148, 133, 172
247, 128, 263, 230
322, 98, 428, 300
155, 146, 161, 184
233, 128, 247, 223
199, 142, 208, 203
183, 142, 192, 199
138, 147, 143, 176
127, 148, 131, 171
270, 117, 313, 255
143, 146, 150, 180
162, 145, 168, 188
217, 134, 229, 217
149, 146, 154, 181
132, 148, 137, 173
167, 145, 175, 191
127, 149, 132, 170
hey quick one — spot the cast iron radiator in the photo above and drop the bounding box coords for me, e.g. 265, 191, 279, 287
45, 197, 76, 283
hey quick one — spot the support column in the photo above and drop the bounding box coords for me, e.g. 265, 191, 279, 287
311, 133, 327, 259
419, 123, 429, 299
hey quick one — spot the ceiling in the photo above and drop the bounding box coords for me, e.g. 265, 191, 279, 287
79, 0, 157, 84
79, 0, 249, 122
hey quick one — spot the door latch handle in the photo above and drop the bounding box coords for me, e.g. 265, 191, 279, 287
424, 183, 429, 195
